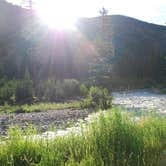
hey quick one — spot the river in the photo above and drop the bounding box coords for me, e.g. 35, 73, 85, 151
0, 90, 165, 137
39, 90, 166, 138
113, 90, 166, 114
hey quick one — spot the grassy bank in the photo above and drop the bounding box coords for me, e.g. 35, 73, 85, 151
0, 101, 81, 114
0, 109, 165, 166
0, 86, 112, 114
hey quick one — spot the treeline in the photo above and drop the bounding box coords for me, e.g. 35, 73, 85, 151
78, 16, 166, 87
0, 70, 84, 105
0, 77, 82, 105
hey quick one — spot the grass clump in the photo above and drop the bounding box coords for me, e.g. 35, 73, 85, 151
0, 108, 165, 166
81, 86, 112, 110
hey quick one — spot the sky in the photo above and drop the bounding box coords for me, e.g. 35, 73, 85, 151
7, 0, 166, 25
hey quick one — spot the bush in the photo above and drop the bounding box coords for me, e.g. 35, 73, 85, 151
55, 80, 65, 100
0, 79, 33, 105
43, 79, 57, 101
15, 69, 34, 104
15, 80, 33, 104
81, 86, 112, 110
34, 81, 45, 101
36, 79, 81, 102
0, 80, 17, 104
80, 84, 88, 97
62, 79, 80, 98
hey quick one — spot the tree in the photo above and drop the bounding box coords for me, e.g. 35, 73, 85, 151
15, 68, 33, 103
99, 7, 108, 16
89, 7, 113, 86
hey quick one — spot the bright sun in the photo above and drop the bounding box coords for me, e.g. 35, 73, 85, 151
36, 0, 78, 30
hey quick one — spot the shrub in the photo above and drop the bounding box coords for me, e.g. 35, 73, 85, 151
55, 80, 65, 100
15, 80, 33, 104
80, 84, 88, 97
34, 81, 45, 101
62, 79, 80, 98
43, 79, 57, 101
81, 86, 112, 110
37, 79, 80, 102
0, 80, 17, 104
15, 69, 33, 104
0, 78, 6, 87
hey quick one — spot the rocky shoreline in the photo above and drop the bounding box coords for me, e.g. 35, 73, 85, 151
0, 109, 90, 135
0, 90, 166, 136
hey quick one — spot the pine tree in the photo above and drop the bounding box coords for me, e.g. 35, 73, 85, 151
99, 7, 108, 16
89, 7, 114, 86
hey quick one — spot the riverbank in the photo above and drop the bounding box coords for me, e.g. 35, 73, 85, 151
0, 109, 91, 135
0, 90, 165, 136
0, 109, 165, 166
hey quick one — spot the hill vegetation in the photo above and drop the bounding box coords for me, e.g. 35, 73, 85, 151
77, 15, 166, 87
0, 1, 165, 96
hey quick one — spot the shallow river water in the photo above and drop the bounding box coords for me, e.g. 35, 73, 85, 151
39, 90, 166, 138
113, 90, 166, 114
0, 90, 165, 138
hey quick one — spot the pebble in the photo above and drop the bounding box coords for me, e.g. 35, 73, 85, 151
0, 109, 88, 136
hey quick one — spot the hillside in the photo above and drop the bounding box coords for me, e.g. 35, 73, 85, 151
77, 16, 166, 84
0, 1, 166, 87
0, 1, 31, 40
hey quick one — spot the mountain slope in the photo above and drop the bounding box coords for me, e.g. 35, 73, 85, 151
77, 15, 166, 83
0, 1, 165, 86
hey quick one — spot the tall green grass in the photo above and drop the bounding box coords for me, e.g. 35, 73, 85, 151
0, 109, 165, 166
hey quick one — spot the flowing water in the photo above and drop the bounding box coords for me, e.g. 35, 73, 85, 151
113, 90, 166, 114
1, 90, 165, 139
40, 90, 166, 138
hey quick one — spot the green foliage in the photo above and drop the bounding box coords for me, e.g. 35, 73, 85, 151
15, 70, 33, 103
24, 68, 31, 81
0, 78, 82, 104
1, 127, 41, 166
0, 101, 80, 113
15, 80, 33, 104
0, 109, 165, 165
81, 86, 112, 110
0, 80, 17, 104
0, 69, 34, 104
62, 79, 80, 98
89, 37, 113, 86
36, 79, 81, 102
80, 84, 88, 97
43, 79, 57, 101
0, 79, 33, 105
0, 2, 166, 90
55, 80, 65, 100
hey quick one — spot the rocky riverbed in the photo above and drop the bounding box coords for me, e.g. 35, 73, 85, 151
0, 109, 90, 135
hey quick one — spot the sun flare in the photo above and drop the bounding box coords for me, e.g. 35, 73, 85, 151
36, 0, 78, 30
